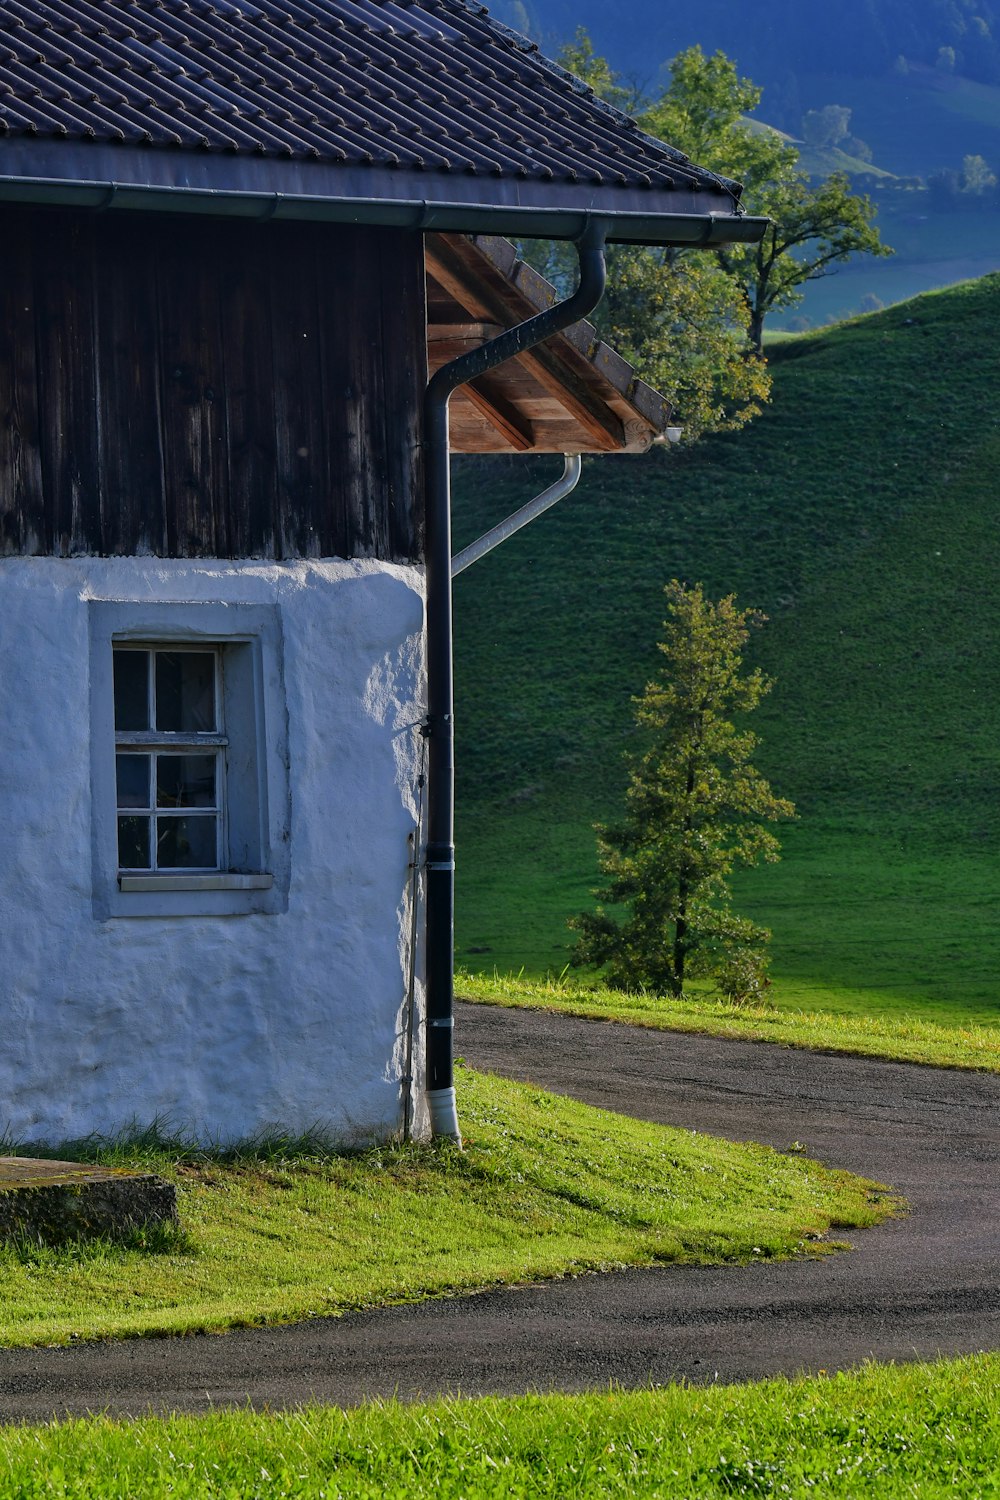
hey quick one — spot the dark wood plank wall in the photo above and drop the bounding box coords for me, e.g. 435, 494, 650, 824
0, 207, 424, 561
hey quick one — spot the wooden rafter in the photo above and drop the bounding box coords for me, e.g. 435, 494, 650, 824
516, 345, 622, 451
426, 245, 624, 452
427, 322, 504, 356
460, 379, 533, 451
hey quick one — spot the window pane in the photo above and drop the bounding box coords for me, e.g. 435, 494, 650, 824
117, 815, 150, 869
156, 815, 218, 869
156, 755, 216, 809
155, 652, 216, 733
116, 753, 150, 809
113, 651, 149, 731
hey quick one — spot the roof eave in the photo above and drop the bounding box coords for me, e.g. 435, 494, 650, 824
0, 142, 768, 246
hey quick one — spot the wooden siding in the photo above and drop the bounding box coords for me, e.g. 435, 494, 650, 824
0, 207, 424, 561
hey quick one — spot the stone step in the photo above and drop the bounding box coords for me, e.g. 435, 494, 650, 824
0, 1157, 178, 1245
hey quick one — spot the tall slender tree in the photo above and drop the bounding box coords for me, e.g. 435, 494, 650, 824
572, 582, 794, 1000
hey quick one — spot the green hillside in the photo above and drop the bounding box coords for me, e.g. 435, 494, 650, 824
452, 275, 1000, 1025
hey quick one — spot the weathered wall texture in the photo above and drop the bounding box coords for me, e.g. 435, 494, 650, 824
0, 557, 428, 1146
0, 207, 425, 562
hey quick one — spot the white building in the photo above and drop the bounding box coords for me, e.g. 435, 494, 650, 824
0, 0, 764, 1145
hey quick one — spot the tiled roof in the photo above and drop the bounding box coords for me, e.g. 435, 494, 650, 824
0, 0, 750, 229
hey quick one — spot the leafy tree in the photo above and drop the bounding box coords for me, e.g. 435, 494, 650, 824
801, 104, 852, 148
640, 44, 766, 167
544, 36, 889, 413
927, 157, 998, 208
642, 47, 892, 352
522, 227, 769, 440
961, 153, 998, 197
721, 169, 890, 351
594, 247, 771, 439
521, 234, 769, 440
532, 34, 769, 440
571, 582, 794, 1001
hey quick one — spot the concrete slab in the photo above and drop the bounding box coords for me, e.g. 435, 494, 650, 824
0, 1158, 177, 1244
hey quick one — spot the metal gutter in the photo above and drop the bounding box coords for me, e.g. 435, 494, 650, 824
422, 219, 609, 1144
0, 174, 768, 246
451, 455, 584, 578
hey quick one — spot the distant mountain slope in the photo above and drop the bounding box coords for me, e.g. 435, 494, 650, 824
493, 0, 1000, 180
452, 276, 1000, 1020
493, 2, 1000, 330
495, 0, 1000, 97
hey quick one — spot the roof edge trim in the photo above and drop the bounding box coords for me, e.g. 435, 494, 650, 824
0, 175, 769, 246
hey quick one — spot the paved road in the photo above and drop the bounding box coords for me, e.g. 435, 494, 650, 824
1, 1002, 998, 1422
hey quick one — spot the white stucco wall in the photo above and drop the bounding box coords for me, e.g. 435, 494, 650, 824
0, 557, 428, 1147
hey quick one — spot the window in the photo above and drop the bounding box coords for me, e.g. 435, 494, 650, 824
89, 601, 289, 918
114, 646, 226, 876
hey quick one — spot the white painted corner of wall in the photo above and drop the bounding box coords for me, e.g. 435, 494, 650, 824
0, 556, 429, 1147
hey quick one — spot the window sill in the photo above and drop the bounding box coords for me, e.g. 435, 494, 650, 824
119, 873, 274, 894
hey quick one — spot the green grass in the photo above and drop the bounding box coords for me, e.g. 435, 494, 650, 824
458, 814, 1000, 1026
0, 1069, 889, 1349
794, 142, 896, 180
459, 971, 1000, 1073
453, 275, 1000, 1027
3, 1355, 999, 1496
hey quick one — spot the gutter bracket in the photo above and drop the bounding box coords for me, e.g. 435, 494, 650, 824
451, 454, 583, 577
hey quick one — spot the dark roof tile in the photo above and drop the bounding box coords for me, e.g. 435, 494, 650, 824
0, 0, 740, 202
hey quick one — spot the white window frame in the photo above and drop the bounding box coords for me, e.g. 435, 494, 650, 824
114, 643, 228, 877
89, 601, 290, 919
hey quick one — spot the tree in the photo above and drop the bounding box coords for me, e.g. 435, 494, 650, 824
801, 104, 852, 148
547, 36, 889, 409
961, 154, 998, 198
571, 582, 794, 1001
719, 170, 890, 351
642, 47, 892, 352
525, 34, 770, 442
593, 245, 771, 439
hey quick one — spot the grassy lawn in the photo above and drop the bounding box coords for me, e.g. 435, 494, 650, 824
453, 278, 1000, 1032
459, 971, 1000, 1073
457, 809, 1000, 1029
0, 1069, 889, 1349
3, 1354, 998, 1496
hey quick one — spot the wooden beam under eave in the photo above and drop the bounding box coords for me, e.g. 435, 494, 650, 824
427, 322, 504, 346
460, 379, 534, 451
425, 246, 497, 323
518, 346, 624, 452
426, 240, 624, 453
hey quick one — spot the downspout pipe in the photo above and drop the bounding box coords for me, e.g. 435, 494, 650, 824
451, 454, 583, 577
422, 218, 609, 1143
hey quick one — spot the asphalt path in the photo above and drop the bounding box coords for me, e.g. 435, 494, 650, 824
1, 1001, 998, 1422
